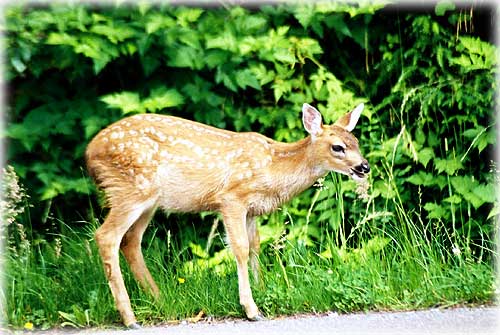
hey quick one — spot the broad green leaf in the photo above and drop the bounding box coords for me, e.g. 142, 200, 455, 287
451, 36, 497, 71
46, 32, 78, 46
235, 15, 267, 33
145, 13, 175, 34
90, 24, 136, 44
472, 183, 496, 204
274, 49, 296, 64
101, 91, 143, 114
6, 124, 37, 151
443, 194, 462, 204
450, 176, 489, 208
235, 69, 261, 90
325, 16, 351, 40
204, 50, 230, 69
82, 116, 108, 139
293, 6, 316, 28
406, 171, 435, 186
40, 181, 65, 200
434, 157, 463, 175
142, 87, 185, 112
250, 64, 275, 86
215, 67, 238, 92
424, 202, 447, 219
206, 31, 237, 52
272, 80, 292, 102
166, 45, 204, 69
417, 147, 434, 168
176, 7, 204, 26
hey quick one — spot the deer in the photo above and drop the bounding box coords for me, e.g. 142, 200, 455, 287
85, 102, 370, 328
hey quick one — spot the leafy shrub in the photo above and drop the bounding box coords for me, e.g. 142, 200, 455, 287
4, 3, 497, 257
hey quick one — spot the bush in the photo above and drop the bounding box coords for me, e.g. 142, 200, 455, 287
4, 2, 497, 255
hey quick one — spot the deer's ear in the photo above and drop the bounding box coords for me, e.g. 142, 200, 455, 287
302, 103, 323, 137
334, 103, 364, 132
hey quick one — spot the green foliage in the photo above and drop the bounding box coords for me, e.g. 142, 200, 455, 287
4, 2, 497, 328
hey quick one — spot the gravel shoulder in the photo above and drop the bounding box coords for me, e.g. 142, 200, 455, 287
8, 306, 500, 335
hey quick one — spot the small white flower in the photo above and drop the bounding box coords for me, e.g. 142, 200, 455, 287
452, 244, 461, 256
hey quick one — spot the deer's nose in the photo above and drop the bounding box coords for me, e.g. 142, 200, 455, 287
355, 161, 370, 174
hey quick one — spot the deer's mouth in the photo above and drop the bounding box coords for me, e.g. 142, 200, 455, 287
350, 162, 370, 180
350, 168, 366, 180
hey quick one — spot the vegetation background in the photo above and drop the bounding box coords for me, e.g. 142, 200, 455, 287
1, 0, 498, 330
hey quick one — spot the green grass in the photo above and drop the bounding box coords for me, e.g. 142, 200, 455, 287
3, 211, 495, 330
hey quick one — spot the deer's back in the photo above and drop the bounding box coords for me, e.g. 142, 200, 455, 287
86, 113, 277, 212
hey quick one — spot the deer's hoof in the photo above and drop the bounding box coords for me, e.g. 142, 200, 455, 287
248, 313, 266, 322
126, 322, 142, 330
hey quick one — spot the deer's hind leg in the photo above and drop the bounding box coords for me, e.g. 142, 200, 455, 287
120, 206, 159, 297
246, 216, 261, 285
94, 197, 156, 328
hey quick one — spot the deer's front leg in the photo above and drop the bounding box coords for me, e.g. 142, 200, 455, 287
221, 205, 264, 321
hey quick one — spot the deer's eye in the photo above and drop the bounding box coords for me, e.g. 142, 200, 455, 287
331, 145, 345, 153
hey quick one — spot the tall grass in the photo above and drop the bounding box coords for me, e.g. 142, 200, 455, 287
2, 164, 496, 330
4, 212, 495, 329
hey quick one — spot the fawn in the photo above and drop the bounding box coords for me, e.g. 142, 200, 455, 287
85, 103, 370, 328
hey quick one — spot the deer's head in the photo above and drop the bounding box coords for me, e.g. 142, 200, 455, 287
302, 103, 370, 180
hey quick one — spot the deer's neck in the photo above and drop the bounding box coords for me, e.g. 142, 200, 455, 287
269, 136, 327, 196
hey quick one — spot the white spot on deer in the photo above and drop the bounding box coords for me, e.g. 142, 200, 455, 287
110, 132, 119, 139
102, 137, 109, 143
136, 174, 151, 190
173, 138, 195, 149
160, 150, 171, 159
211, 149, 219, 155
193, 146, 204, 157
225, 151, 235, 161
240, 162, 250, 168
129, 130, 138, 136
207, 162, 215, 169
157, 131, 166, 142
